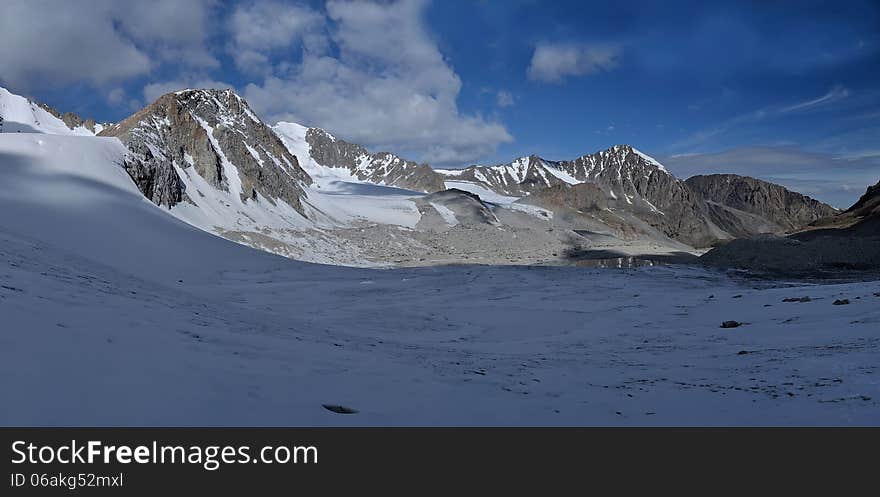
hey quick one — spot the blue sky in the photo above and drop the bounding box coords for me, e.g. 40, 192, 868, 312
1, 0, 878, 206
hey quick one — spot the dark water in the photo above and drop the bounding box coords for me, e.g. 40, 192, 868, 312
566, 249, 699, 268
574, 257, 665, 268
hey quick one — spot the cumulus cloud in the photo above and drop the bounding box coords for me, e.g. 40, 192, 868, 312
0, 0, 216, 90
243, 0, 512, 165
228, 1, 325, 74
1, 0, 511, 165
527, 43, 620, 83
496, 90, 515, 108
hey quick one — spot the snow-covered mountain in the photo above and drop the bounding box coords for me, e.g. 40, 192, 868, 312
96, 89, 428, 265
4, 85, 880, 427
273, 122, 446, 193
0, 87, 104, 135
3, 126, 880, 426
439, 146, 720, 247
438, 146, 667, 198
100, 89, 312, 211
97, 89, 697, 264
0, 85, 841, 263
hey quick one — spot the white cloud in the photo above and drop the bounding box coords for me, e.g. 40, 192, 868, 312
0, 0, 216, 90
228, 1, 325, 74
496, 90, 515, 108
107, 88, 126, 105
674, 86, 853, 150
779, 85, 850, 114
243, 0, 512, 165
527, 43, 620, 83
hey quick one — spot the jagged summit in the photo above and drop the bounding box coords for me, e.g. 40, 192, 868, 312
273, 122, 446, 193
101, 88, 312, 212
435, 144, 716, 245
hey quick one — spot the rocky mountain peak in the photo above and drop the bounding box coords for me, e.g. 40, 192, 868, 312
273, 122, 446, 193
685, 174, 839, 233
101, 89, 311, 211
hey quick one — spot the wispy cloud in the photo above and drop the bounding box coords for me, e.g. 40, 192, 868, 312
778, 85, 850, 114
527, 43, 619, 83
496, 90, 514, 108
673, 86, 851, 151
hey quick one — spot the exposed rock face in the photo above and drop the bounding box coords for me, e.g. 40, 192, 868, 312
700, 177, 880, 275
441, 155, 571, 196
305, 127, 446, 192
701, 202, 781, 239
846, 179, 880, 218
35, 102, 102, 133
685, 174, 838, 232
100, 89, 311, 212
443, 146, 717, 247
416, 188, 499, 229
521, 183, 609, 212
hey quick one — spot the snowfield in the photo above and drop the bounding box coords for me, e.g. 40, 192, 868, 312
1, 133, 879, 426
0, 87, 96, 136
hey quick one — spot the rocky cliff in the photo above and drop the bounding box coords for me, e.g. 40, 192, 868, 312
303, 127, 446, 193
685, 174, 838, 233
100, 89, 311, 212
442, 146, 718, 247
520, 183, 609, 213
700, 177, 880, 275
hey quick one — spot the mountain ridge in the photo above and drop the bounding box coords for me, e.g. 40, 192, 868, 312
1, 84, 853, 265
273, 122, 446, 193
685, 173, 839, 236
100, 89, 312, 213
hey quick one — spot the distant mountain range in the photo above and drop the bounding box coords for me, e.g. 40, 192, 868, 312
3, 85, 866, 267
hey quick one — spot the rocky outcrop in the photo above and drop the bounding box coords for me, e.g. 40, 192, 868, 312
442, 146, 717, 247
100, 89, 311, 212
520, 183, 609, 212
700, 178, 880, 275
0, 86, 100, 135
416, 188, 499, 228
845, 179, 880, 219
35, 102, 102, 133
685, 174, 838, 232
305, 127, 446, 192
439, 155, 571, 196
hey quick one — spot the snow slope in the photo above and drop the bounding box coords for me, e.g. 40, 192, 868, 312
268, 121, 426, 230
0, 87, 94, 136
273, 121, 357, 184
0, 133, 287, 283
443, 180, 520, 205
2, 131, 880, 426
